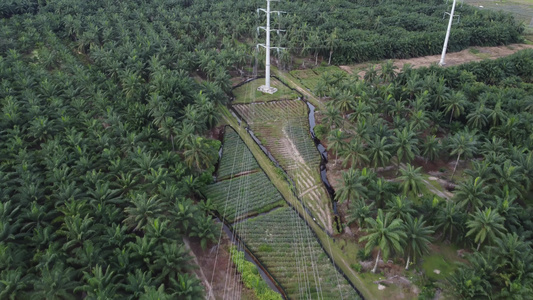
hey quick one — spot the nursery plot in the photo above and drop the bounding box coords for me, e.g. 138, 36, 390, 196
239, 207, 361, 299
204, 171, 285, 222
217, 127, 259, 180
234, 100, 333, 232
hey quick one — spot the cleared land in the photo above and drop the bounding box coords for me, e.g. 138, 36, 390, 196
339, 43, 533, 76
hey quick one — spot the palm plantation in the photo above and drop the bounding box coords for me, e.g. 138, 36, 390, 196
403, 215, 434, 270
466, 207, 507, 251
1, 0, 533, 298
360, 209, 406, 273
336, 168, 368, 209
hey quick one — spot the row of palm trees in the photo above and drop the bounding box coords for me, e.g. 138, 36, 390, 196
0, 1, 233, 297
319, 52, 533, 297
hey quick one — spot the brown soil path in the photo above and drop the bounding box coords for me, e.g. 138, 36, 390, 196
186, 235, 257, 300
341, 43, 533, 78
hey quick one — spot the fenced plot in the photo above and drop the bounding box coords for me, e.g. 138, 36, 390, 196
234, 99, 333, 232
239, 207, 361, 299
204, 169, 285, 222
217, 127, 260, 180
234, 100, 321, 168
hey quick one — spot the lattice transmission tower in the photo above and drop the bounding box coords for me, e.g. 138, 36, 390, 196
257, 0, 285, 94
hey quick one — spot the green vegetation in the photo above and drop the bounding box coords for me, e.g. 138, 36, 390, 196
318, 50, 533, 297
233, 96, 332, 230
240, 207, 361, 299
422, 252, 457, 281
1, 0, 532, 297
205, 126, 286, 222
0, 0, 241, 297
217, 127, 259, 179
289, 66, 346, 91
229, 246, 283, 300
204, 171, 286, 222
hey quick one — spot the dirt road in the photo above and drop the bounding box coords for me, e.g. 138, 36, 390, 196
339, 43, 533, 77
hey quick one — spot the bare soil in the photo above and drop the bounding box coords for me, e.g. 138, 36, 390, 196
208, 125, 226, 141
343, 43, 533, 78
187, 235, 257, 300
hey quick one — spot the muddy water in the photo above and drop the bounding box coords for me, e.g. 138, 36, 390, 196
219, 219, 286, 298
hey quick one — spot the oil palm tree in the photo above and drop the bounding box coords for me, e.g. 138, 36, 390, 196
327, 129, 347, 166
322, 105, 343, 129
0, 269, 30, 300
398, 164, 424, 198
76, 265, 119, 299
189, 214, 217, 250
340, 138, 369, 168
490, 233, 533, 291
466, 207, 507, 251
348, 100, 372, 123
359, 209, 406, 273
32, 263, 78, 300
420, 135, 441, 164
380, 60, 398, 82
152, 243, 191, 282
124, 193, 163, 231
442, 90, 467, 124
430, 78, 450, 110
348, 199, 375, 230
466, 102, 489, 130
454, 177, 489, 213
386, 196, 416, 222
487, 100, 507, 127
183, 136, 215, 172
326, 27, 338, 65
436, 201, 465, 242
448, 130, 478, 180
391, 127, 419, 174
367, 136, 393, 169
368, 177, 395, 209
490, 160, 526, 200
170, 273, 204, 300
403, 215, 434, 270
332, 90, 354, 116
335, 168, 368, 209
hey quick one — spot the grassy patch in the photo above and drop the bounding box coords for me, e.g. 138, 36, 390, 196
420, 244, 460, 281
358, 271, 414, 300
289, 66, 345, 91
335, 238, 360, 263
232, 78, 300, 104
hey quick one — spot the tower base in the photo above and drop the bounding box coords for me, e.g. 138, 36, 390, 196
258, 85, 278, 94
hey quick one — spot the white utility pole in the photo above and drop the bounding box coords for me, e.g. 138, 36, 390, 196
439, 0, 457, 66
257, 0, 284, 94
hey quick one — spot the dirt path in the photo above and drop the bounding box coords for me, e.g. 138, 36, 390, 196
421, 177, 454, 200
398, 163, 454, 200
341, 43, 533, 78
183, 238, 216, 300
185, 234, 256, 300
